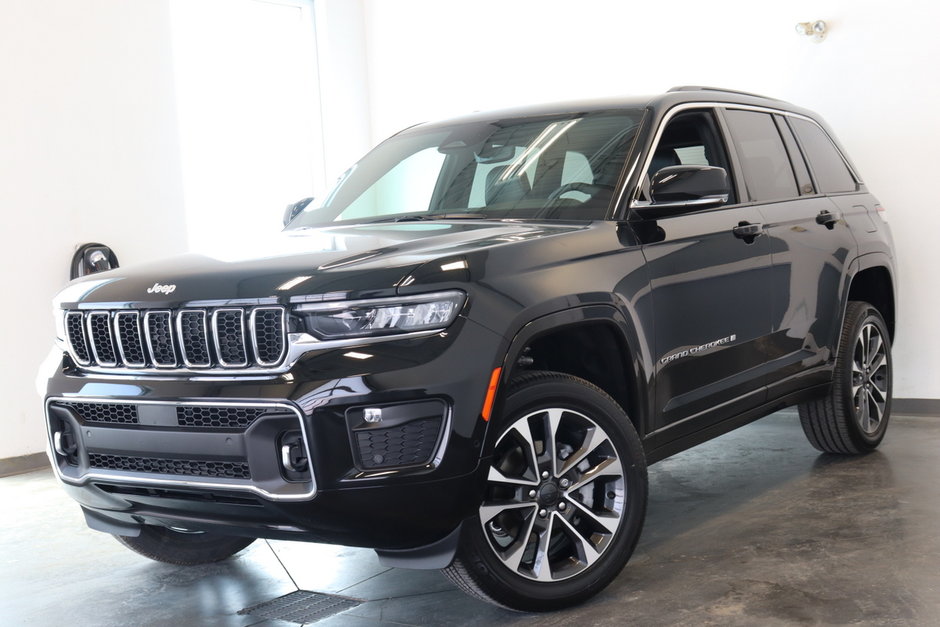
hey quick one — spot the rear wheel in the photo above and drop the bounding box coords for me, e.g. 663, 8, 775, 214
116, 526, 255, 565
799, 301, 892, 454
442, 371, 647, 611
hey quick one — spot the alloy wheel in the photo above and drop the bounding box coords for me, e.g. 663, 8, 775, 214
851, 321, 889, 435
480, 407, 625, 582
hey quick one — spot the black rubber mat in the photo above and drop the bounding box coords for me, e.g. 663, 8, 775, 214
238, 590, 361, 624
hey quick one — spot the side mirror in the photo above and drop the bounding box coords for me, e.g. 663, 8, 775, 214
636, 166, 730, 218
283, 197, 315, 226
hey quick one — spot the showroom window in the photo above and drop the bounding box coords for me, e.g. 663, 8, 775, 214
169, 0, 322, 254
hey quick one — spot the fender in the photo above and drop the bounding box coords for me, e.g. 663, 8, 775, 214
836, 251, 897, 355
480, 303, 653, 457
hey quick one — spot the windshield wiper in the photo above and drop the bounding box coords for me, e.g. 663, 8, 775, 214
368, 212, 488, 223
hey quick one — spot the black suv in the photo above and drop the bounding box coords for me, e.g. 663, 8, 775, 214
44, 87, 896, 611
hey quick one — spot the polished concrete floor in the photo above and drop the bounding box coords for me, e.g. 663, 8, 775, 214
3, 410, 939, 626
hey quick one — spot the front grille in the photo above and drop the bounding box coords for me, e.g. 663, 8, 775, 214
354, 417, 443, 470
88, 454, 251, 479
64, 306, 286, 371
177, 406, 270, 429
62, 402, 139, 425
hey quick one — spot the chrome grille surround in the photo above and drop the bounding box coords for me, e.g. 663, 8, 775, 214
113, 311, 146, 367
87, 311, 117, 366
65, 311, 92, 365
177, 309, 211, 368
212, 308, 249, 367
45, 397, 316, 501
250, 307, 287, 366
144, 310, 177, 367
65, 305, 288, 373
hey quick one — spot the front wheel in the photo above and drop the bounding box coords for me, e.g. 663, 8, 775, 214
799, 300, 893, 454
116, 525, 255, 565
442, 371, 647, 611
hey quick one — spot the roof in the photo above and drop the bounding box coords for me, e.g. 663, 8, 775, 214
410, 87, 817, 132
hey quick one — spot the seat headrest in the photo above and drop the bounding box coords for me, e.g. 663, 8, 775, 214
485, 166, 530, 205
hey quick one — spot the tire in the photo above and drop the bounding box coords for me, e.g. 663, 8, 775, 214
115, 525, 255, 565
442, 371, 647, 611
799, 301, 893, 454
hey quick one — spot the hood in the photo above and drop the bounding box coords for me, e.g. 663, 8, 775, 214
56, 221, 588, 307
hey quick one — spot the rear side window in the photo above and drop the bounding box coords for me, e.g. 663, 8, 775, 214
789, 118, 857, 193
723, 109, 798, 202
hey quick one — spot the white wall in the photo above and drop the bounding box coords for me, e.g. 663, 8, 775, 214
360, 0, 940, 399
0, 0, 187, 458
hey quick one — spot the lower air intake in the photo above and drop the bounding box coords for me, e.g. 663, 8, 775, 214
88, 454, 251, 479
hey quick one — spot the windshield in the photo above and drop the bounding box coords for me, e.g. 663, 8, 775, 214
288, 109, 645, 227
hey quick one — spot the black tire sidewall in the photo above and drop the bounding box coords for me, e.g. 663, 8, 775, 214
457, 373, 647, 611
117, 525, 254, 565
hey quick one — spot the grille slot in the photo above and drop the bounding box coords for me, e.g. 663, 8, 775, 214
354, 417, 443, 470
178, 310, 211, 367
251, 307, 286, 366
64, 306, 286, 371
114, 311, 146, 367
62, 402, 139, 425
88, 454, 251, 479
87, 312, 117, 366
66, 312, 91, 365
177, 406, 270, 429
145, 311, 177, 367
214, 309, 248, 367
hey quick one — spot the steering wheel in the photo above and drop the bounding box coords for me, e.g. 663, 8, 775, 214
547, 182, 614, 201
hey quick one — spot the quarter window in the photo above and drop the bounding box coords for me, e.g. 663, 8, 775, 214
789, 118, 857, 193
723, 109, 798, 202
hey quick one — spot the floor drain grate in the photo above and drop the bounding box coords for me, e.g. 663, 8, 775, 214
238, 590, 361, 624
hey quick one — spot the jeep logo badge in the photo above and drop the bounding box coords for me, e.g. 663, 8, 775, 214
146, 282, 177, 295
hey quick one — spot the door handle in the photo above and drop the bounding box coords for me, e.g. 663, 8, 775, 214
816, 210, 839, 229
732, 221, 764, 242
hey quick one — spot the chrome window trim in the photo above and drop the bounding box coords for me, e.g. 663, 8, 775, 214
113, 311, 146, 367
86, 311, 117, 367
176, 309, 212, 368
622, 101, 862, 212
65, 311, 92, 366
143, 310, 178, 368
212, 308, 249, 368
44, 397, 317, 502
249, 306, 287, 367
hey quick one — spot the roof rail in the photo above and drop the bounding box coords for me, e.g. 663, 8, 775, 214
667, 86, 780, 101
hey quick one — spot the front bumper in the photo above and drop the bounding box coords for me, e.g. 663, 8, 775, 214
43, 318, 503, 550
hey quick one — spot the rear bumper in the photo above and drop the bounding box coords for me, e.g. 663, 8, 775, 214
42, 319, 502, 550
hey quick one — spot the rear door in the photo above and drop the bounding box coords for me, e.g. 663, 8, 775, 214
721, 109, 859, 397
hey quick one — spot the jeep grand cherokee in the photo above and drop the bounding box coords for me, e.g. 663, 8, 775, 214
43, 87, 896, 611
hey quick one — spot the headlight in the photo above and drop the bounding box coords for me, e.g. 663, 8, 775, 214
294, 290, 466, 340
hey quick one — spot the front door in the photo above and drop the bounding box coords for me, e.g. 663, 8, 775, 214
636, 109, 774, 441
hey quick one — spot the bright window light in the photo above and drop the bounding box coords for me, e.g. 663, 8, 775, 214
169, 0, 324, 255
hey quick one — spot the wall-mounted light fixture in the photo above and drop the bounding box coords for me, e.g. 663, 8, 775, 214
796, 20, 828, 43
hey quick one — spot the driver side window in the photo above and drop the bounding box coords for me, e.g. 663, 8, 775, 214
644, 110, 736, 205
